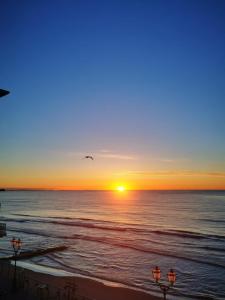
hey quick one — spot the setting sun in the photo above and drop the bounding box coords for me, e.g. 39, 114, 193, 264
116, 186, 126, 192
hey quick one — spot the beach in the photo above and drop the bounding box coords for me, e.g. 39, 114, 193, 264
0, 260, 161, 300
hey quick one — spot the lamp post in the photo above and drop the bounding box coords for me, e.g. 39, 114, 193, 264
10, 237, 22, 291
152, 266, 176, 300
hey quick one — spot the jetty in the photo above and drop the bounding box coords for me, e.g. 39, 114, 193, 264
0, 245, 68, 260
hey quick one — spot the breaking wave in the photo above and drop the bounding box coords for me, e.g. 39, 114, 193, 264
3, 214, 224, 241
7, 226, 225, 269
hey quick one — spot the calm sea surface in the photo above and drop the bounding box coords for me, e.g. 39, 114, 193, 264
0, 190, 225, 299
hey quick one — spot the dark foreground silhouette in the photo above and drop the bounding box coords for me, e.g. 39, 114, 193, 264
0, 89, 10, 97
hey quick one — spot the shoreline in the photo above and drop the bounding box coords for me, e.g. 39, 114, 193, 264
0, 260, 162, 300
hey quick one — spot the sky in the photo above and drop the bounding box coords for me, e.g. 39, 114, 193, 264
0, 0, 225, 190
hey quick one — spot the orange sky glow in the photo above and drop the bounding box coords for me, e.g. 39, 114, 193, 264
1, 172, 225, 190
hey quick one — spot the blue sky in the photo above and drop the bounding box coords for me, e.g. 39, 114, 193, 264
1, 0, 225, 189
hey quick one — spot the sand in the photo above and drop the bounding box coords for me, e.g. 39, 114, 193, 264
0, 260, 161, 300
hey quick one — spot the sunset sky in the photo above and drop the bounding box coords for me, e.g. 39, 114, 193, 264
1, 0, 225, 190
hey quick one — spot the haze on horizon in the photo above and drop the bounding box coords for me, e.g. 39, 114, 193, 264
1, 0, 225, 190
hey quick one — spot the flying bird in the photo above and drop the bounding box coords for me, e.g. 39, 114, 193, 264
83, 155, 94, 160
0, 89, 10, 98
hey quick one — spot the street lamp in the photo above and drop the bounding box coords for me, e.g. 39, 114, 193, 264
10, 237, 22, 291
152, 266, 176, 300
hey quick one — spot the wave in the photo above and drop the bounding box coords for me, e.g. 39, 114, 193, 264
152, 229, 225, 241
8, 227, 59, 239
69, 233, 225, 269
152, 229, 204, 239
8, 226, 225, 270
200, 246, 225, 253
199, 218, 225, 224
3, 215, 225, 241
10, 225, 225, 268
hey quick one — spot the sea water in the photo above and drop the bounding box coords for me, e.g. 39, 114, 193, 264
0, 190, 225, 300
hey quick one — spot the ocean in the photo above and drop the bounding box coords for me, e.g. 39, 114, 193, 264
0, 190, 225, 300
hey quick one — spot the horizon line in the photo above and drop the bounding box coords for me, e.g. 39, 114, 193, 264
2, 188, 225, 192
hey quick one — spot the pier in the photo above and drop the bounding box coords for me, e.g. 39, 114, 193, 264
0, 223, 6, 237
0, 245, 68, 261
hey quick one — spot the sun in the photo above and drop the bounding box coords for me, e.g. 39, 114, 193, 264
116, 186, 126, 192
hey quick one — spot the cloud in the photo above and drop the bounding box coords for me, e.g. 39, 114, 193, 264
203, 172, 225, 177
66, 151, 84, 157
160, 159, 175, 163
99, 149, 111, 153
97, 153, 136, 160
97, 149, 136, 160
158, 158, 191, 163
123, 170, 225, 177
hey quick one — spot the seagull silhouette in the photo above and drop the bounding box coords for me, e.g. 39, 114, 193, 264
83, 156, 94, 160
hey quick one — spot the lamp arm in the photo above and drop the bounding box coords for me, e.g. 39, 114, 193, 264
158, 283, 171, 292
